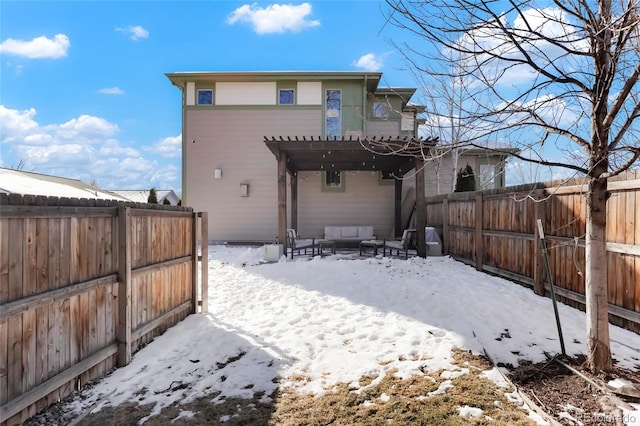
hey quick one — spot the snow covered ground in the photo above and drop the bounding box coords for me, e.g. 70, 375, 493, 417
71, 245, 640, 424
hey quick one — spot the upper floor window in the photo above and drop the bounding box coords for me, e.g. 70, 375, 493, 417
326, 89, 342, 139
373, 101, 389, 119
197, 89, 213, 105
279, 89, 295, 105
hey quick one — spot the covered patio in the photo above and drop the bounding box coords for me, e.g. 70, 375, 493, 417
264, 135, 439, 257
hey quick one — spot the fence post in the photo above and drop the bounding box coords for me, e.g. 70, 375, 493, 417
533, 189, 546, 295
415, 158, 427, 258
199, 212, 209, 314
191, 212, 198, 314
117, 206, 132, 366
442, 198, 449, 255
475, 194, 484, 271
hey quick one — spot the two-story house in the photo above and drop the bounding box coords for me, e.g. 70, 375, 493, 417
166, 71, 511, 248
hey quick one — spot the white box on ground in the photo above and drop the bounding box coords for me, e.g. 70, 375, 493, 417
426, 242, 442, 256
263, 244, 283, 261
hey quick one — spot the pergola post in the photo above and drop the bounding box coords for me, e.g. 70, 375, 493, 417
291, 172, 298, 233
394, 177, 402, 237
277, 152, 287, 249
415, 157, 426, 257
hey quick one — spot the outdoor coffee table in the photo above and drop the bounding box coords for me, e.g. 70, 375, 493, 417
359, 239, 384, 256
316, 239, 336, 256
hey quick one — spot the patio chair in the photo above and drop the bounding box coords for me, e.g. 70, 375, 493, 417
383, 229, 417, 259
287, 228, 316, 258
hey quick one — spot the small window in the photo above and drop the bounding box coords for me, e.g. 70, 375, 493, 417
373, 101, 389, 119
479, 164, 497, 189
197, 89, 213, 105
279, 89, 295, 105
322, 170, 345, 192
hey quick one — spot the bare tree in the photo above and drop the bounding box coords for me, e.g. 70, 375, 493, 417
407, 50, 485, 193
10, 159, 28, 171
385, 0, 640, 372
414, 72, 465, 193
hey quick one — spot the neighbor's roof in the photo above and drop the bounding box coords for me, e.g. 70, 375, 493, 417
0, 168, 128, 201
109, 189, 179, 204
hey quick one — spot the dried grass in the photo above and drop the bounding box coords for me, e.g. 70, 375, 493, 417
66, 349, 536, 425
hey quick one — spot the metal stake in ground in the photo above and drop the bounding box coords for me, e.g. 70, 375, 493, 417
537, 219, 566, 356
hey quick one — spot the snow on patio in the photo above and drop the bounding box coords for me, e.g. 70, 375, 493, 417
71, 245, 640, 423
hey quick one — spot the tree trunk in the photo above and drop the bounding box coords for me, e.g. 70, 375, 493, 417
584, 174, 613, 373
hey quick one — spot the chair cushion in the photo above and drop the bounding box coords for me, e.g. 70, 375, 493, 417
384, 240, 404, 249
295, 238, 314, 249
324, 227, 341, 240
358, 226, 374, 239
341, 226, 359, 238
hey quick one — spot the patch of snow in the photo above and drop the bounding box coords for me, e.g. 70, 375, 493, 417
457, 405, 483, 418
481, 367, 511, 388
427, 380, 454, 396
440, 368, 468, 379
558, 411, 582, 424
171, 410, 195, 423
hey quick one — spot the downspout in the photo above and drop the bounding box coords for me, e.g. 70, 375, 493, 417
363, 75, 367, 136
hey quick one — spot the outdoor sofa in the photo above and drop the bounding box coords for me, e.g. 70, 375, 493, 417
324, 226, 375, 249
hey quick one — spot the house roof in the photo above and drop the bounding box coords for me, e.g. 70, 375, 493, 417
461, 147, 521, 156
0, 168, 129, 201
166, 71, 385, 93
108, 189, 180, 204
264, 136, 439, 175
429, 145, 521, 158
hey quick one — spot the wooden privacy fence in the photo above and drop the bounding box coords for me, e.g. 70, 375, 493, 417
0, 194, 208, 425
424, 171, 640, 333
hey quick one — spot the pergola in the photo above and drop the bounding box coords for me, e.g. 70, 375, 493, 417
264, 135, 439, 257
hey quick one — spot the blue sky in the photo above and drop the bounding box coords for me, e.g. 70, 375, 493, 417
1, 1, 423, 194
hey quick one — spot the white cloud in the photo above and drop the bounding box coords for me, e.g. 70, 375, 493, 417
0, 106, 42, 144
5, 62, 24, 76
0, 34, 70, 59
227, 3, 320, 34
353, 53, 384, 72
54, 115, 119, 143
0, 105, 180, 191
116, 25, 149, 40
99, 140, 139, 157
21, 144, 95, 166
99, 87, 124, 95
146, 134, 181, 158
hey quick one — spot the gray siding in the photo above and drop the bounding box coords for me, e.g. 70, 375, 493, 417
365, 120, 400, 137
185, 109, 321, 241
295, 171, 396, 239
